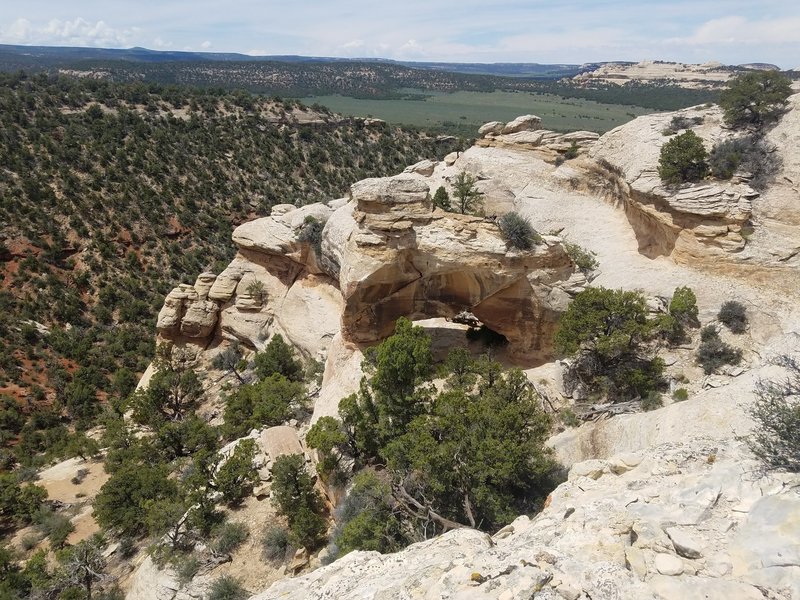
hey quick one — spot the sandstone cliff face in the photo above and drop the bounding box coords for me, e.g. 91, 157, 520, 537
323, 175, 573, 359
590, 105, 756, 262
157, 174, 576, 362
253, 439, 800, 600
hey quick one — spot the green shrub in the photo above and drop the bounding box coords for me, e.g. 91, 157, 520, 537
672, 388, 689, 401
563, 141, 579, 160
497, 212, 539, 250
215, 439, 259, 506
667, 115, 704, 132
560, 408, 580, 428
432, 186, 451, 210
42, 514, 74, 549
696, 326, 742, 374
555, 287, 664, 400
658, 130, 709, 184
213, 522, 249, 555
452, 171, 483, 215
262, 525, 291, 563
641, 391, 663, 412
563, 242, 598, 273
328, 470, 407, 559
748, 355, 800, 472
718, 300, 747, 334
270, 454, 327, 550
296, 216, 325, 256
207, 575, 247, 600
669, 286, 699, 326
174, 554, 201, 585
253, 335, 303, 382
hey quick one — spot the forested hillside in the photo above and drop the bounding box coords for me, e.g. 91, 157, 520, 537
0, 72, 459, 465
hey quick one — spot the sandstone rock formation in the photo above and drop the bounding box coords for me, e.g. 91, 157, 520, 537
476, 115, 599, 158
157, 173, 577, 361
322, 175, 574, 358
590, 105, 757, 261
573, 60, 733, 89
253, 439, 800, 600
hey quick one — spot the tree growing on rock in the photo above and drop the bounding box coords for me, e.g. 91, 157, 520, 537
658, 130, 709, 185
452, 171, 483, 215
432, 186, 451, 211
270, 454, 327, 549
555, 287, 665, 400
720, 71, 793, 128
129, 344, 203, 427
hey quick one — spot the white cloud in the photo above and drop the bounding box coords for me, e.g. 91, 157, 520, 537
670, 15, 800, 46
0, 17, 137, 47
200, 40, 212, 49
152, 37, 172, 49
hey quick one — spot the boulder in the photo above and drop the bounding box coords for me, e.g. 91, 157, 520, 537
478, 121, 505, 137
260, 426, 304, 461
403, 159, 437, 177
502, 114, 542, 134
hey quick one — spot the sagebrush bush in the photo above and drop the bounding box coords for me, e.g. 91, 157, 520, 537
666, 115, 704, 134
718, 301, 747, 334
696, 326, 742, 374
207, 575, 247, 600
497, 212, 540, 250
213, 522, 249, 555
709, 138, 747, 179
641, 391, 663, 412
672, 388, 689, 402
262, 525, 291, 563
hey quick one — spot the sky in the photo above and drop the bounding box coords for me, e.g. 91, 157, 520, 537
1, 1, 799, 68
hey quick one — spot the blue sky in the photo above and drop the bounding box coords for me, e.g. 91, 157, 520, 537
1, 1, 798, 67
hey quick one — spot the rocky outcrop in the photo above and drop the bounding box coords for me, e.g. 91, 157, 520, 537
573, 60, 733, 89
156, 171, 577, 361
253, 439, 800, 600
590, 105, 756, 261
322, 175, 575, 359
477, 115, 599, 158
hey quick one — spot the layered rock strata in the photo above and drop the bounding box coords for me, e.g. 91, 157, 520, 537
156, 174, 575, 361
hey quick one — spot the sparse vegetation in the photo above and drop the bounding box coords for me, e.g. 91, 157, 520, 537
718, 300, 748, 334
748, 355, 800, 473
262, 525, 292, 563
696, 326, 742, 374
641, 391, 663, 412
563, 242, 598, 273
497, 212, 539, 250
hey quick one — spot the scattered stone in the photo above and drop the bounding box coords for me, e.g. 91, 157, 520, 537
665, 526, 704, 559
654, 553, 684, 576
